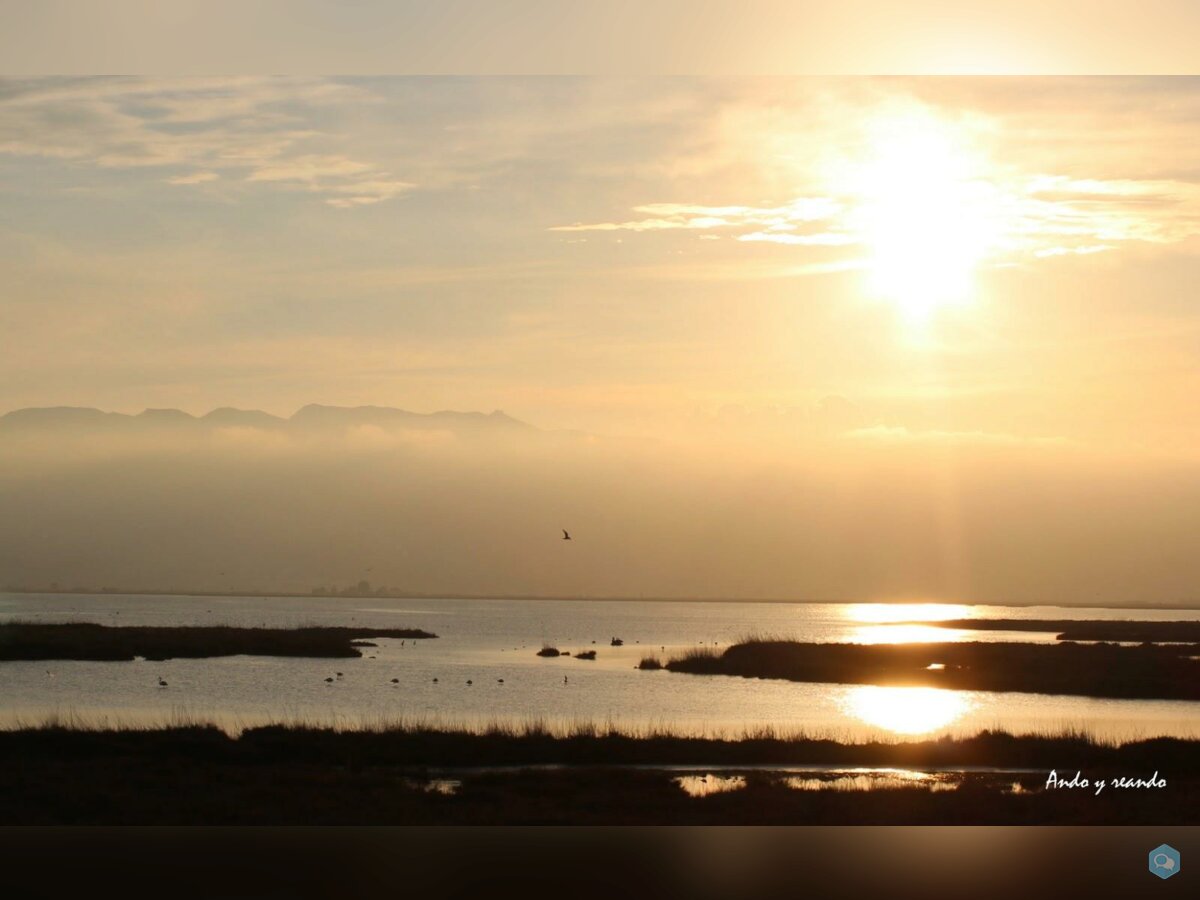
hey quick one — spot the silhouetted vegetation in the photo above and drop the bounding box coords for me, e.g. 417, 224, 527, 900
0, 723, 1194, 824
0, 622, 436, 662
638, 656, 663, 669
673, 646, 721, 664
537, 645, 562, 657
921, 618, 1200, 643
661, 640, 1200, 700
575, 650, 596, 660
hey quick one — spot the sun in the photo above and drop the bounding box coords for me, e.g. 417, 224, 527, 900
842, 109, 1004, 321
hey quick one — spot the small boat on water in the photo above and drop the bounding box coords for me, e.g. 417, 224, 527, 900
610, 637, 624, 646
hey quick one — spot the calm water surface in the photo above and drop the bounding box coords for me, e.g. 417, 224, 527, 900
3, 592, 1198, 742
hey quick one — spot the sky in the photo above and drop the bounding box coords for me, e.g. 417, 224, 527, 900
2, 76, 1199, 443
3, 76, 1200, 602
6, 2, 1200, 75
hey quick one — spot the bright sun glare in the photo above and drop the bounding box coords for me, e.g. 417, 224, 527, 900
848, 603, 975, 644
843, 685, 972, 735
850, 603, 975, 624
845, 111, 1003, 321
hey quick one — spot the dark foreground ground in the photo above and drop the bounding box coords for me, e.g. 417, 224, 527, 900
0, 622, 436, 661
654, 639, 1200, 700
1, 725, 1195, 824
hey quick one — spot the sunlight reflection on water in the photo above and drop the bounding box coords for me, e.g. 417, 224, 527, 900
849, 603, 976, 624
842, 685, 974, 734
675, 769, 965, 795
849, 624, 974, 644
675, 775, 747, 797
786, 769, 959, 792
3, 593, 1198, 742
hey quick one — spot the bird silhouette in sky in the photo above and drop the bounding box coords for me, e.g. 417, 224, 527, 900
562, 529, 572, 540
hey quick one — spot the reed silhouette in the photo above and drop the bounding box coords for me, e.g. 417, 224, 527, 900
0, 622, 436, 661
659, 639, 1200, 700
0, 721, 1194, 824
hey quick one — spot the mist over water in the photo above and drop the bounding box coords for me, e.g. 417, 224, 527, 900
3, 405, 1200, 605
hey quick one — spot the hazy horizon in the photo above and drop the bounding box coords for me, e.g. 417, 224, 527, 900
2, 396, 1199, 607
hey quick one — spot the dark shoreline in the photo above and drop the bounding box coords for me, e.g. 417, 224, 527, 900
1, 724, 1195, 824
0, 622, 436, 661
658, 640, 1200, 701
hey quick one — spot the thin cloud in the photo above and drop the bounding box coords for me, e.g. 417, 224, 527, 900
1011, 175, 1200, 250
243, 155, 414, 206
245, 154, 373, 184
1033, 244, 1113, 258
551, 198, 841, 234
0, 77, 414, 209
552, 171, 1200, 265
166, 171, 219, 185
737, 231, 856, 246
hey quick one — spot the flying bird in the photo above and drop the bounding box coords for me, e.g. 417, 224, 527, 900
562, 529, 572, 540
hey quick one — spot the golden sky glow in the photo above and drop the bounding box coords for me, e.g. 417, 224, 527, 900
4, 77, 1200, 602
4, 76, 1200, 443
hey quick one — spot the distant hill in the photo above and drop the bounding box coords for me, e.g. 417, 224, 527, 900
289, 404, 531, 432
0, 406, 130, 429
201, 408, 288, 429
0, 404, 535, 436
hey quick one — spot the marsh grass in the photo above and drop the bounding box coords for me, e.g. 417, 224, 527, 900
3, 705, 1189, 761
0, 621, 437, 661
3, 707, 1198, 825
660, 638, 1200, 701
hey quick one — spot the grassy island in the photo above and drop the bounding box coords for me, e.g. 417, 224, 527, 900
0, 622, 436, 662
657, 639, 1200, 700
